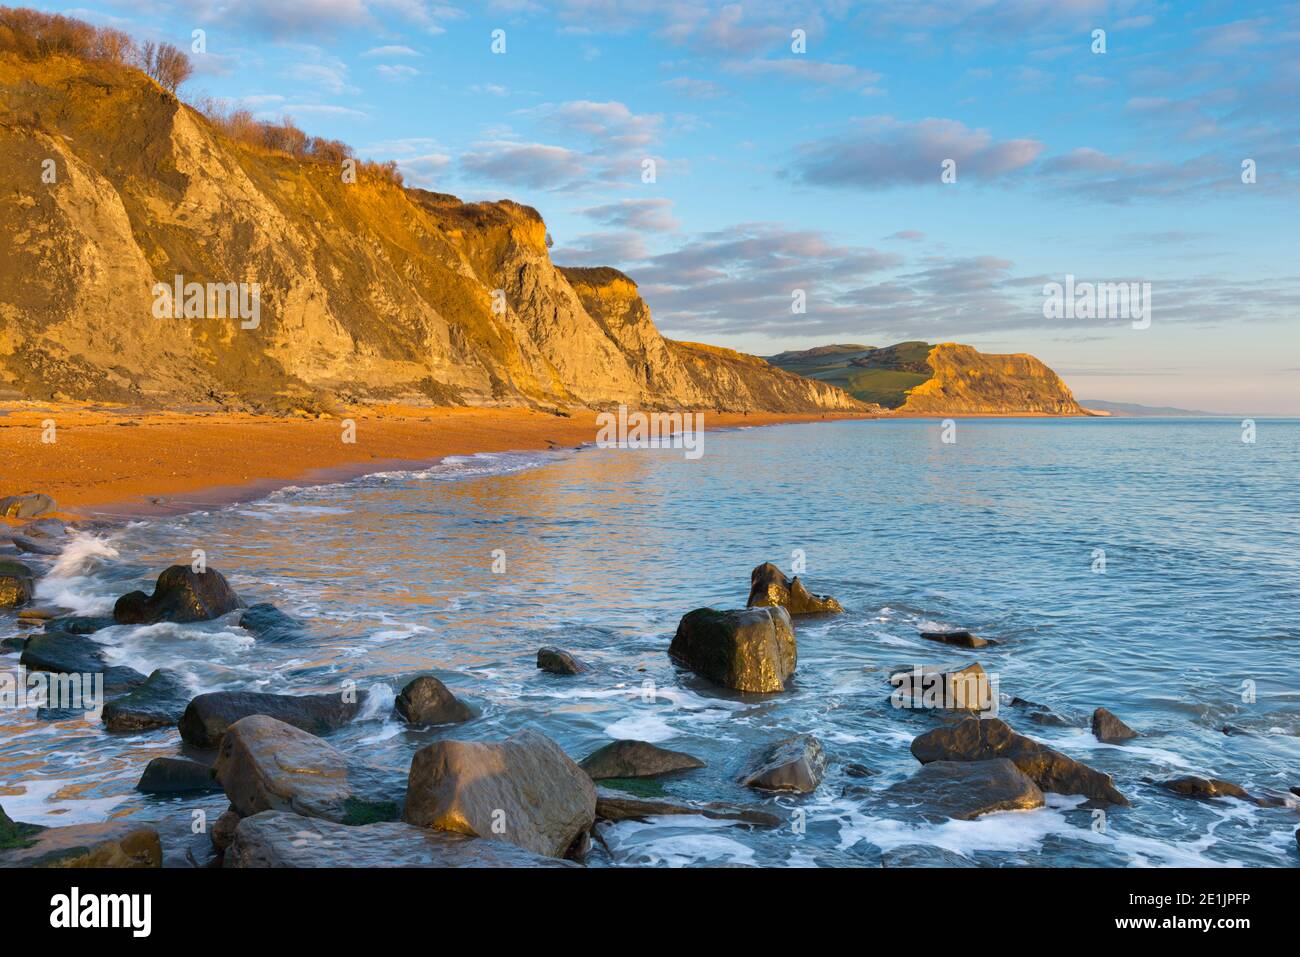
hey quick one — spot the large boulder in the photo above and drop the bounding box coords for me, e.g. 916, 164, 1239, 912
669, 606, 796, 693
103, 669, 192, 732
395, 675, 475, 725
1091, 707, 1139, 743
890, 662, 994, 713
879, 758, 1045, 821
0, 493, 56, 520
537, 647, 588, 675
747, 562, 843, 615
741, 734, 826, 794
178, 689, 366, 748
0, 804, 160, 868
911, 717, 1129, 805
225, 810, 572, 868
579, 740, 706, 779
113, 565, 245, 625
0, 558, 35, 608
137, 757, 222, 794
213, 715, 403, 825
403, 729, 596, 858
594, 787, 781, 827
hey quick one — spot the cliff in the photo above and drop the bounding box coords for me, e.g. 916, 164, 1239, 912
0, 51, 859, 415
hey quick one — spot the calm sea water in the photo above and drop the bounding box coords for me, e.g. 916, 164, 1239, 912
2, 418, 1298, 867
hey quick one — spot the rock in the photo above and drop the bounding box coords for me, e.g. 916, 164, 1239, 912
594, 787, 781, 827
741, 734, 826, 794
214, 715, 403, 824
579, 740, 706, 779
113, 565, 245, 625
225, 810, 572, 868
19, 631, 147, 693
880, 758, 1045, 821
0, 558, 35, 608
395, 675, 475, 725
911, 717, 1129, 806
238, 602, 306, 642
845, 763, 877, 778
747, 562, 843, 615
103, 669, 192, 732
137, 757, 222, 794
890, 662, 994, 712
1092, 707, 1139, 743
882, 844, 979, 868
211, 808, 240, 852
1, 634, 27, 652
178, 689, 366, 748
403, 728, 596, 858
0, 804, 160, 868
17, 606, 59, 621
0, 493, 56, 520
17, 518, 66, 539
45, 615, 115, 634
1158, 776, 1254, 802
1008, 696, 1072, 727
537, 647, 587, 675
9, 534, 60, 556
669, 605, 796, 693
918, 628, 992, 648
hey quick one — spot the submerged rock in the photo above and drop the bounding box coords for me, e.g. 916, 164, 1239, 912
0, 804, 160, 868
0, 493, 56, 520
1158, 776, 1254, 803
214, 715, 403, 825
113, 565, 245, 625
403, 728, 596, 858
537, 647, 588, 675
225, 810, 572, 868
594, 787, 781, 827
395, 675, 475, 725
238, 602, 306, 642
741, 734, 826, 794
1008, 696, 1072, 727
20, 631, 147, 693
44, 615, 115, 635
178, 689, 366, 748
918, 628, 992, 648
880, 758, 1045, 821
103, 669, 192, 732
1091, 707, 1139, 743
669, 605, 797, 693
137, 757, 222, 794
0, 558, 35, 608
579, 740, 706, 780
747, 562, 843, 615
911, 716, 1129, 806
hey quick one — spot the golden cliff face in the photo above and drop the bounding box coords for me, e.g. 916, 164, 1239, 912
899, 343, 1084, 415
0, 53, 859, 414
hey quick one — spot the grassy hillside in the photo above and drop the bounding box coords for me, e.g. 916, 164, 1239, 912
766, 342, 933, 408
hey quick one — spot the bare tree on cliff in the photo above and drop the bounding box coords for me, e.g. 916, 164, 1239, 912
140, 40, 192, 92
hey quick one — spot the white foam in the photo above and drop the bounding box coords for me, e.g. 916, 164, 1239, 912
603, 712, 677, 743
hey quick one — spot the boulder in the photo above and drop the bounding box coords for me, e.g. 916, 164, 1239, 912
918, 628, 992, 648
0, 558, 35, 608
113, 565, 245, 625
211, 808, 241, 852
19, 631, 147, 693
594, 788, 781, 827
741, 734, 826, 794
1091, 707, 1139, 743
537, 647, 587, 675
747, 562, 843, 615
9, 534, 60, 556
137, 757, 222, 794
395, 675, 475, 725
16, 518, 66, 539
1008, 696, 1072, 727
178, 689, 366, 748
0, 493, 56, 520
845, 763, 877, 778
45, 615, 115, 635
403, 728, 596, 858
213, 715, 403, 824
103, 669, 192, 732
579, 740, 706, 779
1158, 776, 1253, 802
880, 758, 1045, 821
890, 662, 994, 713
238, 602, 306, 642
225, 810, 572, 868
911, 717, 1129, 805
0, 804, 160, 868
669, 605, 796, 693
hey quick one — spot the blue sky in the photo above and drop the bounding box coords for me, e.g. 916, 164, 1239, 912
48, 1, 1300, 412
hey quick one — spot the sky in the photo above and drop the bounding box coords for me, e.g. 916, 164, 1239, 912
45, 0, 1300, 413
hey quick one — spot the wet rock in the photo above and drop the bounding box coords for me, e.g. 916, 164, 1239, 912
395, 675, 475, 725
113, 565, 245, 625
211, 808, 240, 852
19, 631, 147, 693
137, 757, 221, 794
178, 689, 366, 748
9, 534, 60, 556
1, 633, 27, 652
747, 562, 843, 615
45, 615, 115, 635
911, 717, 1129, 806
17, 518, 65, 539
918, 628, 993, 648
238, 602, 306, 642
882, 844, 978, 868
0, 804, 160, 868
845, 763, 877, 778
214, 715, 403, 824
0, 493, 56, 520
890, 662, 994, 712
1007, 696, 1072, 727
103, 669, 192, 732
579, 740, 706, 779
1158, 776, 1254, 803
225, 810, 572, 868
537, 647, 588, 675
1092, 707, 1139, 743
741, 734, 826, 794
0, 559, 35, 608
669, 605, 796, 693
880, 758, 1045, 821
404, 728, 596, 858
594, 787, 781, 827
